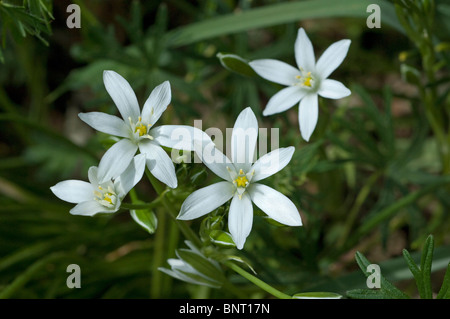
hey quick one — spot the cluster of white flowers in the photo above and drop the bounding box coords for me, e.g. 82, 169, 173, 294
51, 28, 350, 250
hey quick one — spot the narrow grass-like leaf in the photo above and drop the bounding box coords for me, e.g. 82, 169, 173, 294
176, 249, 225, 283
420, 235, 434, 299
0, 253, 65, 299
347, 289, 389, 299
165, 0, 402, 48
402, 248, 425, 298
437, 263, 450, 299
355, 251, 410, 299
353, 177, 450, 244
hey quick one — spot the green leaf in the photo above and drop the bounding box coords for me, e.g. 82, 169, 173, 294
420, 235, 434, 299
209, 230, 236, 248
293, 292, 342, 299
224, 255, 257, 275
165, 0, 402, 48
306, 245, 450, 295
400, 63, 422, 86
352, 177, 450, 245
176, 249, 225, 283
402, 248, 425, 298
346, 289, 390, 299
174, 268, 222, 288
437, 263, 450, 299
217, 53, 257, 77
355, 251, 410, 299
130, 208, 158, 235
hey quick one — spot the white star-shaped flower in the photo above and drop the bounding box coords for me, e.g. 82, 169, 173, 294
177, 107, 302, 250
79, 70, 201, 188
50, 154, 145, 216
249, 28, 351, 142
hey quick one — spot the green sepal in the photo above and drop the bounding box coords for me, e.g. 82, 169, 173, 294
400, 63, 422, 86
217, 52, 257, 77
130, 204, 158, 234
209, 230, 236, 248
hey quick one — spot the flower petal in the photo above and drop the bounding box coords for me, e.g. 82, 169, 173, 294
50, 180, 93, 204
251, 147, 295, 182
249, 59, 301, 86
194, 140, 234, 182
103, 70, 141, 122
142, 81, 171, 126
139, 141, 177, 188
263, 86, 307, 116
177, 181, 234, 220
151, 125, 211, 151
118, 153, 146, 196
70, 200, 114, 216
249, 183, 302, 226
295, 28, 316, 72
318, 79, 351, 99
78, 112, 130, 138
315, 39, 351, 79
98, 138, 138, 184
228, 193, 253, 250
87, 166, 99, 186
298, 94, 319, 142
231, 107, 258, 171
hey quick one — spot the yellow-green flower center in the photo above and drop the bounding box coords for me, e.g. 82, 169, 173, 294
234, 175, 249, 188
227, 167, 255, 199
129, 116, 153, 141
296, 72, 313, 87
135, 122, 148, 137
94, 185, 117, 208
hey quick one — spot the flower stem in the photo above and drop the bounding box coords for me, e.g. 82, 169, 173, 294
151, 208, 167, 298
224, 261, 292, 299
337, 170, 382, 249
120, 198, 163, 211
145, 170, 202, 248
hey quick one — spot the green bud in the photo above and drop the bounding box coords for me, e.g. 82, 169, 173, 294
210, 230, 236, 248
217, 52, 257, 77
130, 206, 157, 234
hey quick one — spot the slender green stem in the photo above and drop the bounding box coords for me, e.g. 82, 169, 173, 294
151, 209, 167, 298
145, 170, 202, 248
337, 170, 382, 248
395, 1, 449, 174
120, 197, 164, 211
162, 214, 180, 296
224, 261, 292, 299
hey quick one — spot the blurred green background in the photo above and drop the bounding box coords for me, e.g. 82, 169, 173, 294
0, 0, 449, 298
